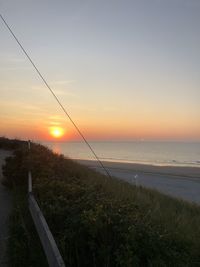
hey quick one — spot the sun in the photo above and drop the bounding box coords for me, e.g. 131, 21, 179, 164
50, 127, 64, 138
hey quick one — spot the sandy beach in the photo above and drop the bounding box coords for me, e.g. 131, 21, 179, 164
78, 160, 200, 205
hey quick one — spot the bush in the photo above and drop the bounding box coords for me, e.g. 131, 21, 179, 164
3, 140, 200, 266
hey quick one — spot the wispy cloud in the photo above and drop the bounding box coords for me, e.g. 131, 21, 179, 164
0, 53, 26, 63
31, 84, 77, 97
0, 100, 42, 111
0, 100, 51, 119
53, 89, 77, 97
46, 115, 66, 127
102, 107, 117, 112
49, 115, 60, 120
52, 80, 76, 85
0, 66, 30, 71
48, 121, 62, 126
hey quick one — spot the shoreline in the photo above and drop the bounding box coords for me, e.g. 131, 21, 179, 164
77, 157, 200, 168
77, 159, 200, 204
77, 159, 200, 179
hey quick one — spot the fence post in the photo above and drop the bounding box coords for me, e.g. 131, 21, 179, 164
28, 171, 32, 194
28, 140, 32, 193
28, 140, 31, 150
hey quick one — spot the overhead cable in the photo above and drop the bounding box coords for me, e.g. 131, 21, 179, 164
0, 13, 111, 178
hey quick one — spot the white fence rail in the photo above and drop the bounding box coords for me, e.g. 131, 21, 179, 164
28, 141, 65, 267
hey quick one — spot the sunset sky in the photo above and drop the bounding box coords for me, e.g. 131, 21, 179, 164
1, 0, 200, 141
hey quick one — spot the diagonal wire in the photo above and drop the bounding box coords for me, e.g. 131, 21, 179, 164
0, 13, 111, 178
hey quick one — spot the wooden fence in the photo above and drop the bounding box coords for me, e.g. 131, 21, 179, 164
28, 141, 65, 267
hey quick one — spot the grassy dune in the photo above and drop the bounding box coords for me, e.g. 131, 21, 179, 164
1, 139, 200, 266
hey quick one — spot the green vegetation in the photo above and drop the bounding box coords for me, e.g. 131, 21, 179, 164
0, 137, 26, 150
2, 139, 200, 266
8, 186, 48, 267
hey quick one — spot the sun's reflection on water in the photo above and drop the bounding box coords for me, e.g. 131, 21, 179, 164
52, 143, 61, 154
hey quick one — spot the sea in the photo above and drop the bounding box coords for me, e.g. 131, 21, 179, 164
41, 141, 200, 168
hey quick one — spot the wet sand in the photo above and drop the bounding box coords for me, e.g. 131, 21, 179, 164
77, 160, 200, 204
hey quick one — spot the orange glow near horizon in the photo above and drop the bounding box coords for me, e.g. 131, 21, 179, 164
50, 127, 64, 139
1, 119, 200, 142
1, 1, 200, 144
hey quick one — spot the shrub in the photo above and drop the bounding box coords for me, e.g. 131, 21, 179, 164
3, 140, 200, 266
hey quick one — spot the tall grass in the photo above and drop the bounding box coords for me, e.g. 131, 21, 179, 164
2, 140, 200, 266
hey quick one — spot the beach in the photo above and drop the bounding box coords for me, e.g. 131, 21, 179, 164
78, 160, 200, 205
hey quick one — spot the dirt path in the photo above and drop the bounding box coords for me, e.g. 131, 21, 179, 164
0, 150, 12, 266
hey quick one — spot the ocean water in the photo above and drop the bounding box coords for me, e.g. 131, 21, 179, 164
42, 141, 200, 168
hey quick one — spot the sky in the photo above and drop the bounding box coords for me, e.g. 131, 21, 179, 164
0, 0, 200, 141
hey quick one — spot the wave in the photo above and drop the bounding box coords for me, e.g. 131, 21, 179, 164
97, 157, 200, 167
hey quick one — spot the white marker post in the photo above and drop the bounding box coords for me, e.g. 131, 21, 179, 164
134, 174, 138, 186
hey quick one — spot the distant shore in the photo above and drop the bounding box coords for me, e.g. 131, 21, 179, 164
43, 140, 200, 169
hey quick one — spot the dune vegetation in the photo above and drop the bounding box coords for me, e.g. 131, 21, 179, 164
1, 138, 200, 266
